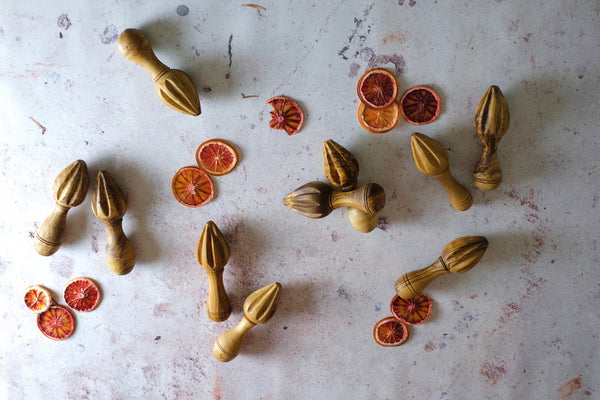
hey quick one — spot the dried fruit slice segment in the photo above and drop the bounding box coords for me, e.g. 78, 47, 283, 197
24, 285, 53, 313
196, 139, 239, 176
37, 305, 75, 340
357, 101, 399, 134
266, 96, 304, 135
171, 166, 215, 207
373, 316, 409, 347
357, 68, 398, 109
63, 277, 101, 312
390, 293, 433, 325
399, 85, 441, 125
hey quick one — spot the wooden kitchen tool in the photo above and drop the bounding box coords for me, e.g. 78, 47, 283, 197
283, 181, 385, 233
284, 139, 385, 233
213, 282, 281, 362
91, 170, 135, 275
323, 139, 359, 191
473, 85, 510, 191
395, 236, 489, 299
410, 132, 473, 211
196, 221, 231, 322
117, 28, 201, 116
34, 160, 89, 256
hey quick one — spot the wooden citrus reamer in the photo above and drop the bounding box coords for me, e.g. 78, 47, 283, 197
395, 236, 489, 299
213, 282, 281, 362
473, 85, 510, 191
411, 132, 473, 211
34, 160, 89, 256
91, 170, 135, 275
196, 221, 231, 322
283, 140, 386, 233
117, 28, 201, 116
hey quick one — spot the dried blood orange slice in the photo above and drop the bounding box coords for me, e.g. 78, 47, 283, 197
266, 96, 304, 135
37, 305, 75, 340
358, 101, 399, 134
63, 277, 101, 312
373, 316, 409, 347
195, 139, 239, 176
357, 68, 398, 109
390, 293, 433, 325
24, 285, 53, 313
171, 166, 215, 207
399, 85, 441, 125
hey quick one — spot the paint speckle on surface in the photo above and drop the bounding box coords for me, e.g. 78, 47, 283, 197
153, 303, 171, 317
57, 14, 71, 30
479, 359, 507, 385
154, 335, 161, 341
100, 24, 119, 44
374, 302, 382, 311
383, 31, 408, 44
454, 312, 477, 334
331, 231, 339, 242
50, 256, 74, 278
76, 344, 85, 352
499, 301, 522, 322
558, 377, 582, 399
337, 286, 350, 300
376, 216, 389, 231
348, 62, 360, 78
424, 340, 436, 352
398, 0, 417, 6
367, 52, 407, 75
176, 5, 189, 16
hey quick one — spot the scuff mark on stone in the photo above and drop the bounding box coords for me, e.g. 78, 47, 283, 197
225, 34, 233, 79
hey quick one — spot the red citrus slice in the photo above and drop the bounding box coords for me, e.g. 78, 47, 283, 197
390, 293, 433, 325
37, 305, 75, 340
266, 96, 304, 135
63, 277, 101, 312
399, 85, 441, 125
357, 68, 398, 109
373, 316, 409, 347
171, 166, 215, 207
24, 285, 53, 313
195, 139, 239, 176
358, 101, 399, 134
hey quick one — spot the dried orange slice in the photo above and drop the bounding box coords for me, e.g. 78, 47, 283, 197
195, 139, 239, 176
24, 285, 53, 313
63, 277, 101, 312
357, 68, 398, 109
399, 85, 441, 125
266, 96, 304, 135
390, 294, 432, 325
37, 305, 75, 340
171, 166, 214, 207
373, 316, 409, 347
358, 101, 399, 134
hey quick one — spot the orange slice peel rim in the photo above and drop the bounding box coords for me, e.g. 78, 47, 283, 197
24, 285, 53, 313
390, 293, 433, 325
171, 166, 215, 208
373, 316, 409, 347
357, 101, 399, 134
357, 68, 398, 109
399, 85, 441, 125
37, 305, 75, 341
266, 96, 304, 136
63, 277, 101, 313
195, 139, 239, 176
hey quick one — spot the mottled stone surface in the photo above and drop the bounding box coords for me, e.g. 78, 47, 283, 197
0, 1, 599, 399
